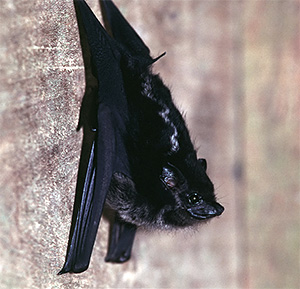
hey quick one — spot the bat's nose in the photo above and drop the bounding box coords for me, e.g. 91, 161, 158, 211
187, 201, 224, 219
214, 202, 225, 216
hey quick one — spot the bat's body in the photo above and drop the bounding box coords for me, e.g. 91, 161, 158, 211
59, 0, 224, 274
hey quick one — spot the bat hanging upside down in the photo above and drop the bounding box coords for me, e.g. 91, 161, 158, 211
59, 0, 224, 274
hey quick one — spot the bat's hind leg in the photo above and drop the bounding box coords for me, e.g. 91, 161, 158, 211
105, 215, 137, 263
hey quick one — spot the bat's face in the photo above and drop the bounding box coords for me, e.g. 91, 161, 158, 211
108, 158, 224, 230
157, 160, 224, 228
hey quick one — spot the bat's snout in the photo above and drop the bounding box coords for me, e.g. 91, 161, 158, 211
187, 201, 224, 220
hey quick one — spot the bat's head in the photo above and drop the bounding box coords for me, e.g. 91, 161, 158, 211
108, 159, 224, 229
156, 160, 224, 228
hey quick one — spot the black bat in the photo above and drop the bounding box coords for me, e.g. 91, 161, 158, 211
59, 0, 224, 274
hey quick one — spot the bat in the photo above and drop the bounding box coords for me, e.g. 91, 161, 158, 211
58, 0, 224, 274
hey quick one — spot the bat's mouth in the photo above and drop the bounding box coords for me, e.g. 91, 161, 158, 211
187, 202, 224, 220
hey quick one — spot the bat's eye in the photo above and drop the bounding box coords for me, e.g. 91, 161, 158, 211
188, 192, 202, 205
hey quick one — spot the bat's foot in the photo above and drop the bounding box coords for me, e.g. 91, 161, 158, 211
105, 217, 137, 263
105, 251, 131, 263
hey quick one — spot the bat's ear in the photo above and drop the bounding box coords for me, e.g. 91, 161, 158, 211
197, 158, 207, 172
160, 166, 179, 189
160, 163, 186, 189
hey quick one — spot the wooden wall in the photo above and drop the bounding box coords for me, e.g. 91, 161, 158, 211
0, 0, 299, 288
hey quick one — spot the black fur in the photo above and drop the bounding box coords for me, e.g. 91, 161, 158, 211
59, 0, 224, 274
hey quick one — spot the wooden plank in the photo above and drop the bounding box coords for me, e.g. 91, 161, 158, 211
244, 1, 300, 288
